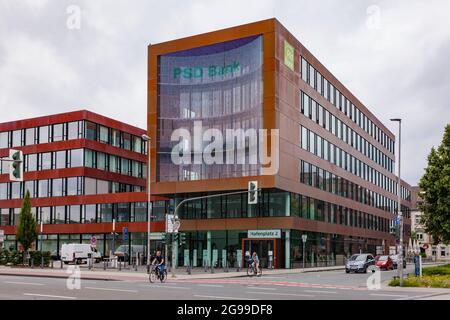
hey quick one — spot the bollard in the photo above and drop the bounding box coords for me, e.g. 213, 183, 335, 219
211, 263, 214, 274
31, 258, 34, 269
41, 256, 44, 269
51, 260, 54, 269
60, 260, 63, 269
118, 260, 122, 271
103, 260, 107, 270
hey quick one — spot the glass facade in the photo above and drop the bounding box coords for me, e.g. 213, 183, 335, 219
158, 35, 263, 181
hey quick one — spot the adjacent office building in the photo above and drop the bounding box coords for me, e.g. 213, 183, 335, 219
0, 110, 168, 256
148, 19, 412, 268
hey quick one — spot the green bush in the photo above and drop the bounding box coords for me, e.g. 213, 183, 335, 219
422, 264, 450, 276
29, 251, 51, 267
0, 249, 9, 265
389, 274, 450, 288
9, 250, 23, 266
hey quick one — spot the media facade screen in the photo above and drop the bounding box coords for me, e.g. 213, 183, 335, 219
158, 35, 263, 181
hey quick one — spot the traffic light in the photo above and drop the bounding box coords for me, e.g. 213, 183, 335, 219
179, 233, 186, 246
9, 149, 23, 182
173, 233, 179, 243
248, 181, 258, 205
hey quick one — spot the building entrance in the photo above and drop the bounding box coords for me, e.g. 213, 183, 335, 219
242, 238, 277, 269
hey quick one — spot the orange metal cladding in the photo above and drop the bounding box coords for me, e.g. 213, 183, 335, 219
147, 19, 277, 195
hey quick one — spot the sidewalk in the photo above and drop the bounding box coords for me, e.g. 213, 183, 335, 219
0, 263, 344, 281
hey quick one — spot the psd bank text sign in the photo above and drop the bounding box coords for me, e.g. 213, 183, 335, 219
248, 230, 281, 239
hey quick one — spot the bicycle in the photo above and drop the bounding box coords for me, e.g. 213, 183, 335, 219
246, 261, 262, 277
149, 264, 167, 283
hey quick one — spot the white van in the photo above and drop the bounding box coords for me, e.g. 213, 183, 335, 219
61, 244, 102, 264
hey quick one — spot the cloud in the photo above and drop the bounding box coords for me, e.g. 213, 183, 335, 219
0, 0, 449, 186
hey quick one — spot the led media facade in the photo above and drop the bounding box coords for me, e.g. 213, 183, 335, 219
157, 35, 263, 182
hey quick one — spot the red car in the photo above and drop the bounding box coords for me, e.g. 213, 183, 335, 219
375, 255, 394, 270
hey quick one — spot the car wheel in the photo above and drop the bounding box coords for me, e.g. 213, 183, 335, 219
345, 269, 350, 274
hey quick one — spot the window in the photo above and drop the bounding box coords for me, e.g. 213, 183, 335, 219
69, 149, 84, 168
85, 121, 97, 141
117, 203, 130, 222
69, 205, 81, 224
97, 152, 107, 171
39, 126, 49, 144
83, 204, 96, 223
97, 180, 108, 194
301, 127, 308, 150
52, 124, 64, 142
301, 57, 308, 82
12, 130, 22, 147
121, 158, 130, 175
67, 177, 80, 196
38, 180, 49, 198
111, 129, 120, 147
122, 132, 131, 150
38, 207, 51, 224
26, 153, 38, 172
11, 182, 21, 199
99, 204, 113, 222
84, 178, 97, 195
133, 136, 142, 153
67, 121, 80, 140
0, 183, 7, 200
84, 149, 95, 168
40, 152, 52, 170
52, 178, 64, 197
0, 131, 8, 148
25, 128, 35, 146
55, 151, 66, 169
53, 206, 65, 224
99, 126, 109, 144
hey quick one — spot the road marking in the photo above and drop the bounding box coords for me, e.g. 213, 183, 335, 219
84, 287, 138, 293
369, 293, 410, 298
246, 286, 277, 291
194, 294, 257, 300
197, 284, 224, 288
23, 293, 76, 300
247, 291, 314, 297
4, 281, 44, 286
145, 285, 191, 290
304, 290, 337, 294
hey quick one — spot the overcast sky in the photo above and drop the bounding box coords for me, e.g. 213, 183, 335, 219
1, 0, 449, 186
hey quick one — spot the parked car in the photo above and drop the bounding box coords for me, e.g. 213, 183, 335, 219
375, 255, 394, 270
61, 244, 102, 264
390, 254, 407, 269
114, 245, 145, 262
345, 254, 376, 273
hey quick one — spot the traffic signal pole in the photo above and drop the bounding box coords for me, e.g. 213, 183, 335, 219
170, 188, 260, 277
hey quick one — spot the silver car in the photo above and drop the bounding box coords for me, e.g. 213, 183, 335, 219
345, 254, 375, 273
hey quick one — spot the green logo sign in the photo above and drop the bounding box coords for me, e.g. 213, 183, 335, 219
173, 61, 240, 79
284, 40, 294, 71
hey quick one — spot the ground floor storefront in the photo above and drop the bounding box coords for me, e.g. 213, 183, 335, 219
1, 228, 393, 269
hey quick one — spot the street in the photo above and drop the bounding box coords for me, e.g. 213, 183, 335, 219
0, 265, 448, 300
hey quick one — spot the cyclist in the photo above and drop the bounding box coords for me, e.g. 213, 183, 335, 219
251, 252, 260, 274
151, 250, 165, 275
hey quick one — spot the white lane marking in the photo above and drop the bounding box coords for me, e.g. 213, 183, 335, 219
146, 285, 191, 290
197, 284, 224, 288
84, 287, 138, 293
195, 295, 257, 300
370, 293, 410, 298
23, 293, 76, 300
247, 291, 314, 297
246, 286, 277, 291
304, 290, 337, 294
4, 281, 44, 286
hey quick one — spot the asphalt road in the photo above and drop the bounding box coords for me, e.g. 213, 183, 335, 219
0, 266, 448, 300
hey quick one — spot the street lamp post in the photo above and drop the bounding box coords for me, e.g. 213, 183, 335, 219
391, 118, 403, 286
142, 134, 152, 273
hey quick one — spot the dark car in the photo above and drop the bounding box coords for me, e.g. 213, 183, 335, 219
345, 254, 376, 273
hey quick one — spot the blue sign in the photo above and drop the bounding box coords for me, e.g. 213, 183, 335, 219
123, 227, 129, 241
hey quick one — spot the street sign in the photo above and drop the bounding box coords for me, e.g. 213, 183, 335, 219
248, 229, 281, 239
166, 214, 174, 233
90, 236, 97, 248
123, 227, 129, 241
302, 234, 308, 243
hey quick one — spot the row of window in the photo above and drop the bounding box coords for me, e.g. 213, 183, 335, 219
0, 120, 147, 154
290, 193, 392, 233
174, 189, 392, 233
301, 91, 394, 173
0, 177, 143, 200
300, 126, 398, 195
300, 57, 395, 154
300, 160, 411, 218
0, 201, 166, 226
0, 148, 146, 179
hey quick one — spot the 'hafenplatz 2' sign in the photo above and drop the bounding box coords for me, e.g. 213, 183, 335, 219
248, 229, 281, 239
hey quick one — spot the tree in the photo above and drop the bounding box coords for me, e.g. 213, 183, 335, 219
16, 190, 38, 261
418, 125, 450, 244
